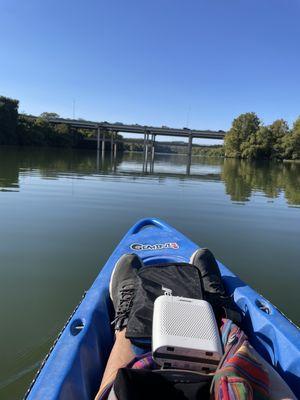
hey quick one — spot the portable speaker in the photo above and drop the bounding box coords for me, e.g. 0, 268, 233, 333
152, 295, 223, 372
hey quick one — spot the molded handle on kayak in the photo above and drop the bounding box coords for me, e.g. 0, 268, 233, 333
70, 318, 85, 336
255, 298, 272, 315
130, 218, 171, 234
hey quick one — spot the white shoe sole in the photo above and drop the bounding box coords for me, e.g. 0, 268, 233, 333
109, 256, 124, 300
189, 248, 200, 265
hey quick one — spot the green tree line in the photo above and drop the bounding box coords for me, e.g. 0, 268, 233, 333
1, 95, 299, 159
224, 112, 300, 160
0, 95, 122, 149
0, 96, 85, 147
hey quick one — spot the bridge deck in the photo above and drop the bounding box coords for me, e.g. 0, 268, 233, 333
24, 116, 225, 139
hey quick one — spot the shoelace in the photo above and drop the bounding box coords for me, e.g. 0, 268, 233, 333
111, 285, 135, 331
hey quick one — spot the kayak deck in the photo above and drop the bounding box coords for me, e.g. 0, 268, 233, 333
26, 218, 300, 399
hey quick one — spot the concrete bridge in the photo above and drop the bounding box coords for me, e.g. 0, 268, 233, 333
25, 115, 226, 174
38, 117, 225, 138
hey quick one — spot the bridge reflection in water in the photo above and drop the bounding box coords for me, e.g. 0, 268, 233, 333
96, 144, 195, 175
0, 147, 299, 206
94, 151, 300, 207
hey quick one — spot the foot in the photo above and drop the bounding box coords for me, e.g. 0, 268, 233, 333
190, 248, 230, 322
109, 254, 143, 331
190, 248, 242, 323
190, 248, 226, 297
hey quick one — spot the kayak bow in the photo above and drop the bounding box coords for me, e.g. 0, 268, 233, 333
26, 218, 300, 399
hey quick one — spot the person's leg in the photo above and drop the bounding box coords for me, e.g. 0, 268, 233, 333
95, 254, 143, 399
95, 330, 135, 399
190, 248, 241, 323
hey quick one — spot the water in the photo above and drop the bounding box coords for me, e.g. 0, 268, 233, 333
0, 146, 299, 399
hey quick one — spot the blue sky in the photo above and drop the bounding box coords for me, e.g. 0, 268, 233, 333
1, 0, 300, 136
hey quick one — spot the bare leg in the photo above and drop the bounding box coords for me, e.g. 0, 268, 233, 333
95, 330, 135, 399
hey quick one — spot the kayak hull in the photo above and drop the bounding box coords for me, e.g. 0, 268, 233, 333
26, 218, 300, 399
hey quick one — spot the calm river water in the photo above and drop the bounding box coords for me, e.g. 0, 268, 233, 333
0, 146, 300, 399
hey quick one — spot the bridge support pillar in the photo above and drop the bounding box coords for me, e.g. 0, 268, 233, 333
186, 134, 193, 175
187, 134, 193, 156
151, 134, 155, 161
97, 126, 100, 151
143, 132, 150, 172
145, 132, 149, 158
102, 131, 106, 157
110, 130, 114, 155
146, 133, 149, 160
150, 133, 155, 173
113, 132, 117, 158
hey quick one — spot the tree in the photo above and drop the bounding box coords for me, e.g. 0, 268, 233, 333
241, 126, 273, 159
40, 112, 60, 120
284, 117, 300, 160
269, 119, 289, 139
224, 112, 260, 158
269, 119, 290, 158
224, 115, 294, 160
0, 96, 19, 145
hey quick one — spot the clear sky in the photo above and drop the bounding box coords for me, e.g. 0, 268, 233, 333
1, 0, 300, 135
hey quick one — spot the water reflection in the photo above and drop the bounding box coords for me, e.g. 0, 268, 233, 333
0, 147, 299, 205
222, 159, 300, 206
1, 146, 300, 399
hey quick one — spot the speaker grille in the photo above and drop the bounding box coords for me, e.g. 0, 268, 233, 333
160, 301, 218, 340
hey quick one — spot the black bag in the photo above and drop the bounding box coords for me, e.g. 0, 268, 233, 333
113, 368, 211, 400
126, 254, 240, 346
125, 263, 204, 344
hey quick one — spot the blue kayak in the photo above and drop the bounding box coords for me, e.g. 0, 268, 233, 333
26, 218, 300, 399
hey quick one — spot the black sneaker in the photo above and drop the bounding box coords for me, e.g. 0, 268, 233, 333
109, 253, 143, 331
190, 248, 227, 319
190, 248, 226, 298
190, 248, 241, 323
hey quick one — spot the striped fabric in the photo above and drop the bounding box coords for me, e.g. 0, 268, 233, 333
216, 376, 253, 400
131, 352, 156, 370
100, 320, 271, 399
212, 320, 270, 400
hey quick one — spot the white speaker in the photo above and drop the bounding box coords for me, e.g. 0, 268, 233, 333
152, 296, 223, 372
